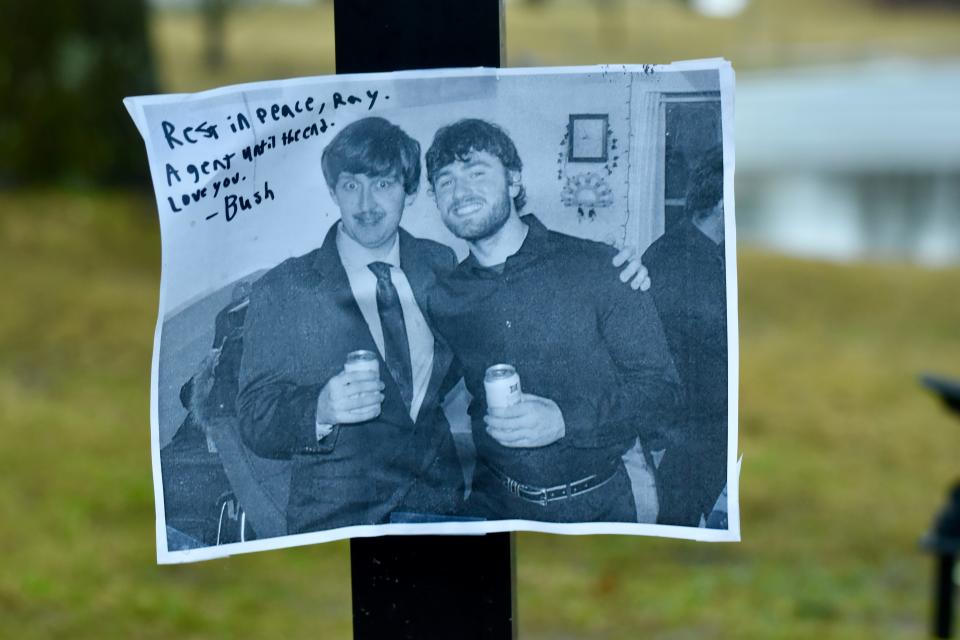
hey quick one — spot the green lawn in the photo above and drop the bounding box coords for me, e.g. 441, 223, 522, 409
3, 1, 960, 637
1, 190, 958, 638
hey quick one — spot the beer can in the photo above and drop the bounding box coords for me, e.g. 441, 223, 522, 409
344, 349, 380, 375
484, 364, 522, 409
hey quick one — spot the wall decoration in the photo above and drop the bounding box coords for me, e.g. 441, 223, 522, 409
567, 114, 609, 162
560, 172, 614, 220
557, 113, 621, 221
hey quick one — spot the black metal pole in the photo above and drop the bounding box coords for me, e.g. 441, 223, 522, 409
919, 378, 960, 639
933, 553, 956, 638
351, 533, 515, 640
333, 2, 514, 638
334, 0, 503, 74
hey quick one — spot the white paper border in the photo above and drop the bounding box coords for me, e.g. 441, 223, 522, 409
125, 58, 741, 564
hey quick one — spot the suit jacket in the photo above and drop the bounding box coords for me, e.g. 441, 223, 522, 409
236, 223, 463, 534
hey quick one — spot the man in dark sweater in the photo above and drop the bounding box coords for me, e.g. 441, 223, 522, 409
642, 145, 728, 527
425, 119, 680, 523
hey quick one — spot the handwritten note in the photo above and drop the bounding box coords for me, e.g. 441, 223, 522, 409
156, 88, 386, 223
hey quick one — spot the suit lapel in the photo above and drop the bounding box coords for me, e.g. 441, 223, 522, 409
312, 223, 376, 350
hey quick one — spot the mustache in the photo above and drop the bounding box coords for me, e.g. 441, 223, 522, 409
353, 209, 385, 219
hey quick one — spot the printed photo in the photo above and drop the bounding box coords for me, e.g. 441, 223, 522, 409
125, 61, 739, 563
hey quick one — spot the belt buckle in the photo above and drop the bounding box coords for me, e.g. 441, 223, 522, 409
506, 478, 521, 497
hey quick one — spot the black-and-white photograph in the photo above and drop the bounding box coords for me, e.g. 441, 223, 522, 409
126, 61, 739, 563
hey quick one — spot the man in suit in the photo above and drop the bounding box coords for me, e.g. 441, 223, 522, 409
236, 117, 465, 534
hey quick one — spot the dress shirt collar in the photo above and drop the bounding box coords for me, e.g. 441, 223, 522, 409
335, 221, 401, 273
461, 214, 552, 276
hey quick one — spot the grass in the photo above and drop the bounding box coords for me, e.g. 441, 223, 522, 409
1, 190, 958, 638
4, 1, 960, 637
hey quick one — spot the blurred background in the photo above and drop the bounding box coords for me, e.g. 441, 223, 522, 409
2, 0, 959, 637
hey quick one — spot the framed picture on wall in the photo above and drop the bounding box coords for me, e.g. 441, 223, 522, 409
568, 113, 609, 162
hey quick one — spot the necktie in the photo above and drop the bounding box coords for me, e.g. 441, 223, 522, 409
367, 261, 413, 411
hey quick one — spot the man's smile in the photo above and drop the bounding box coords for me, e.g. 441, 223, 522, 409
450, 198, 485, 217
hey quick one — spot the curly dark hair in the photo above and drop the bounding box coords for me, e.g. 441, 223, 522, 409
425, 119, 526, 211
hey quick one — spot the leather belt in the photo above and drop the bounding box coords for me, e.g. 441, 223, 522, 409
482, 463, 620, 507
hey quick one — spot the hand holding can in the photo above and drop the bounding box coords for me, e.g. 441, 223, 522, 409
483, 365, 566, 447
316, 350, 384, 425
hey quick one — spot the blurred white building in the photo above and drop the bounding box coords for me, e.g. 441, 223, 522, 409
736, 59, 960, 264
691, 0, 749, 18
